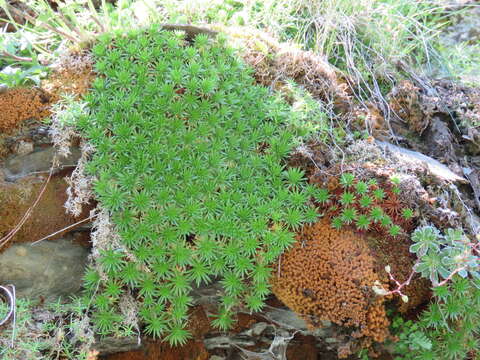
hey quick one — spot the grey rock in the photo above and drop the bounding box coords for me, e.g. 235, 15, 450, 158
235, 330, 294, 360
263, 305, 330, 338
376, 140, 467, 184
13, 141, 34, 156
325, 338, 338, 344
3, 146, 81, 181
0, 238, 89, 300
262, 305, 308, 331
204, 335, 256, 350
425, 118, 456, 162
251, 322, 269, 336
93, 335, 141, 355
240, 321, 270, 337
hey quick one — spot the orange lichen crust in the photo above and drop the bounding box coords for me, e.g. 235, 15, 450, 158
271, 218, 390, 356
0, 87, 55, 133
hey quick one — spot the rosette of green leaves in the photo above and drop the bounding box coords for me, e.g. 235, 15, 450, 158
410, 226, 479, 286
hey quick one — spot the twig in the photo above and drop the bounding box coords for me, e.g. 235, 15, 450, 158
57, 9, 89, 42
89, 14, 105, 33
31, 214, 96, 245
1, 50, 33, 62
382, 264, 418, 299
6, 5, 81, 44
0, 285, 14, 326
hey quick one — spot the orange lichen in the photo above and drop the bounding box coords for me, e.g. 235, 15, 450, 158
0, 88, 55, 133
271, 218, 390, 357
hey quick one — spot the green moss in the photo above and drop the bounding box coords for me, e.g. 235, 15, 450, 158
79, 25, 315, 344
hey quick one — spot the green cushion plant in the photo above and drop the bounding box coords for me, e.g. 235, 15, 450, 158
78, 25, 315, 345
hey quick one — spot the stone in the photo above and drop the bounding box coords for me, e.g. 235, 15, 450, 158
93, 336, 142, 356
263, 305, 331, 338
204, 335, 256, 350
424, 117, 456, 163
376, 140, 467, 184
251, 322, 268, 336
3, 146, 81, 182
13, 140, 34, 156
0, 238, 89, 300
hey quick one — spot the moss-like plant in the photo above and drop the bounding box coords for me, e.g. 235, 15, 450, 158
78, 26, 315, 344
315, 174, 414, 237
393, 277, 480, 360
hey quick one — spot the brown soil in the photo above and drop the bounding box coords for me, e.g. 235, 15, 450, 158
287, 334, 319, 360
0, 87, 56, 134
101, 304, 328, 360
102, 340, 209, 360
0, 1, 34, 32
103, 306, 211, 360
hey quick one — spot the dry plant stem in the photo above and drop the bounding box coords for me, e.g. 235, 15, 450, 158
89, 14, 105, 33
385, 241, 480, 298
31, 214, 97, 245
0, 160, 55, 250
6, 5, 81, 44
383, 263, 419, 298
0, 284, 16, 347
57, 9, 89, 42
1, 50, 33, 62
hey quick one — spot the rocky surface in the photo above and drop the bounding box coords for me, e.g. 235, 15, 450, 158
3, 146, 81, 181
0, 117, 92, 247
0, 237, 89, 300
376, 140, 467, 184
102, 302, 346, 360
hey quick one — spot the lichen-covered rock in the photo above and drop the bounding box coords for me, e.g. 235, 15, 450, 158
3, 146, 81, 181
